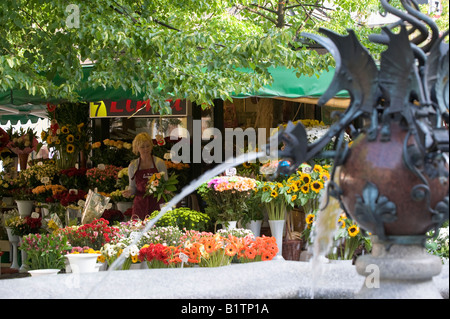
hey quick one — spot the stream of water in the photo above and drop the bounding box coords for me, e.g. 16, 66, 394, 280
85, 150, 268, 297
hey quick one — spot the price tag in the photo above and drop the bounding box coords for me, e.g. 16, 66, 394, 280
179, 252, 189, 268
225, 167, 236, 176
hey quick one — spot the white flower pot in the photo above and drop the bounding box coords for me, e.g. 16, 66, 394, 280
246, 220, 262, 237
15, 200, 34, 217
223, 221, 237, 230
116, 201, 133, 213
268, 219, 285, 260
5, 227, 20, 270
28, 269, 60, 277
65, 253, 101, 273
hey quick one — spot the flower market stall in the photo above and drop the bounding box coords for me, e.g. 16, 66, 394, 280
1, 104, 447, 279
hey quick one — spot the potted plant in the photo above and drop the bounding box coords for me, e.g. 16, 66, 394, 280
148, 207, 211, 231
12, 186, 35, 218
197, 175, 258, 230
20, 232, 71, 276
241, 190, 264, 237
109, 189, 134, 213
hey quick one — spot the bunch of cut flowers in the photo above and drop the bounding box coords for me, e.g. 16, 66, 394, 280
197, 175, 258, 224
19, 232, 71, 270
148, 207, 211, 231
145, 171, 178, 202
327, 212, 372, 261
86, 164, 123, 193
8, 212, 42, 236
100, 236, 140, 270
138, 243, 182, 268
19, 161, 60, 188
32, 184, 67, 203
54, 189, 87, 207
59, 218, 122, 250
179, 230, 278, 267
59, 167, 88, 191
109, 189, 134, 203
6, 127, 40, 155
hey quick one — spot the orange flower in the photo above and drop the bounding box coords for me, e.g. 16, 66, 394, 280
261, 250, 273, 261
224, 244, 238, 257
244, 247, 257, 260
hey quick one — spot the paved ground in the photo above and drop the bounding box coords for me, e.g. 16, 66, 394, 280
0, 260, 448, 299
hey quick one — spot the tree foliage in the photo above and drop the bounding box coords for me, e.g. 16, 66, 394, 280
2, 0, 445, 114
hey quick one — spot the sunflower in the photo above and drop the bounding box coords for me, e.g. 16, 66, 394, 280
313, 165, 323, 174
291, 194, 297, 202
61, 126, 70, 134
311, 180, 324, 193
66, 134, 75, 143
270, 190, 278, 198
300, 173, 311, 184
306, 213, 315, 225
242, 162, 251, 168
348, 225, 360, 237
300, 184, 310, 194
320, 171, 330, 182
338, 218, 346, 229
66, 144, 75, 153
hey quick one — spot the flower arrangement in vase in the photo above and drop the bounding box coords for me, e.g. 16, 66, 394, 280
43, 102, 91, 169
6, 212, 42, 236
197, 175, 258, 229
19, 232, 71, 270
90, 139, 135, 167
86, 164, 123, 193
327, 212, 372, 262
164, 160, 190, 189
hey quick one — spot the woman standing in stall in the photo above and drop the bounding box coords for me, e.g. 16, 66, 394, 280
123, 132, 168, 220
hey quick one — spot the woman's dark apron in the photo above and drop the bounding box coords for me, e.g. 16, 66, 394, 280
131, 157, 162, 220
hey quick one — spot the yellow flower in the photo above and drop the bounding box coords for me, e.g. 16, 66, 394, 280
66, 144, 75, 153
338, 218, 346, 229
66, 134, 75, 143
77, 123, 84, 132
300, 184, 310, 194
306, 214, 315, 225
61, 126, 70, 134
131, 255, 139, 263
270, 190, 278, 198
313, 165, 323, 174
291, 195, 297, 202
348, 225, 360, 237
299, 173, 311, 184
311, 181, 324, 193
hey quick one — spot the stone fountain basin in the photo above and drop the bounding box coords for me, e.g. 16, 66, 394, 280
0, 260, 447, 299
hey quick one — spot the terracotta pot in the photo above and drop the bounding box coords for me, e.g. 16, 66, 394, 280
339, 122, 449, 238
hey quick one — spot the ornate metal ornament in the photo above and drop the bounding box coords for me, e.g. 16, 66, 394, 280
273, 0, 449, 246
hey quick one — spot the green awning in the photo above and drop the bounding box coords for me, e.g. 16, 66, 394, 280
1, 65, 349, 125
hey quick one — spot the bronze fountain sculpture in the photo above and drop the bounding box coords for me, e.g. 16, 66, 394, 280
274, 0, 448, 298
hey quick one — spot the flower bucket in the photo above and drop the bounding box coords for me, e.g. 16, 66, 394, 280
246, 220, 262, 237
116, 202, 133, 213
65, 253, 101, 273
282, 239, 302, 261
28, 269, 60, 277
2, 197, 14, 206
223, 221, 237, 230
328, 259, 353, 266
269, 219, 285, 260
65, 207, 82, 226
15, 200, 34, 217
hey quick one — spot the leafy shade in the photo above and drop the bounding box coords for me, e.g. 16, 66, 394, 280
0, 0, 380, 113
